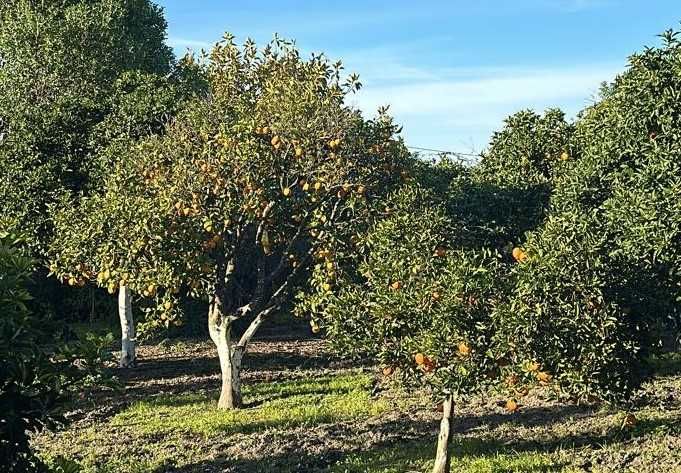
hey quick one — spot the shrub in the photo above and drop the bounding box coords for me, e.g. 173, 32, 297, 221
0, 231, 115, 472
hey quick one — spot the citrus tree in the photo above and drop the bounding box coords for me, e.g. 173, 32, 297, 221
0, 0, 204, 366
0, 0, 174, 256
50, 36, 410, 408
296, 106, 576, 471
497, 29, 681, 404
300, 181, 527, 472
447, 108, 574, 252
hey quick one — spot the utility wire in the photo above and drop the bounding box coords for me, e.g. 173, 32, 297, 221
406, 146, 481, 158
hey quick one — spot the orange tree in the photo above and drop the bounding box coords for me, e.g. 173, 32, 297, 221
299, 181, 526, 472
0, 0, 174, 257
297, 108, 578, 471
50, 36, 410, 408
448, 108, 574, 251
496, 29, 681, 405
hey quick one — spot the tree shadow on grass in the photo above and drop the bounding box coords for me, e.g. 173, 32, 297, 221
160, 410, 678, 473
142, 374, 369, 409
119, 345, 347, 385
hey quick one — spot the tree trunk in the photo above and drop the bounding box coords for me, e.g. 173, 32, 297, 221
118, 285, 136, 368
432, 394, 454, 473
209, 303, 243, 409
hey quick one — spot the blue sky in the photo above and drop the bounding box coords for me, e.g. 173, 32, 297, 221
157, 1, 681, 153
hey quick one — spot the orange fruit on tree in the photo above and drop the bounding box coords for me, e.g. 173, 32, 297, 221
457, 341, 472, 357
414, 353, 426, 365
271, 135, 281, 147
382, 366, 394, 376
512, 247, 527, 262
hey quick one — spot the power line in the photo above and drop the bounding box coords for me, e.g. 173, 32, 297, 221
406, 146, 481, 158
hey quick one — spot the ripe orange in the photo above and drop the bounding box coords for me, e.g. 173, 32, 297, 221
512, 247, 528, 262
414, 353, 426, 365
505, 399, 519, 412
382, 366, 394, 376
457, 342, 471, 357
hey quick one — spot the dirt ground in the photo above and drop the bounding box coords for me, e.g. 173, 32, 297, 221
34, 330, 681, 473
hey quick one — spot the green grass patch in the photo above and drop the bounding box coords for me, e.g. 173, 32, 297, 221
330, 439, 567, 473
111, 373, 388, 436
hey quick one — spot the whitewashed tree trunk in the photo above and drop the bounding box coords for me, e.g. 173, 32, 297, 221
209, 304, 243, 409
118, 285, 136, 368
432, 394, 454, 473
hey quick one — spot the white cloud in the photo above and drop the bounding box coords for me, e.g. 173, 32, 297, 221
348, 63, 623, 152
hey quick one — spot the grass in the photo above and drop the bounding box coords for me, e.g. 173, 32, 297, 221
110, 374, 389, 436
38, 372, 392, 472
35, 339, 681, 473
330, 440, 568, 473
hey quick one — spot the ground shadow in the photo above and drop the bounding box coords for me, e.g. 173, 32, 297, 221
163, 408, 678, 473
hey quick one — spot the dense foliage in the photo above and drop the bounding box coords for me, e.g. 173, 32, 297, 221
310, 30, 681, 410
0, 0, 174, 256
0, 232, 114, 472
50, 35, 410, 407
500, 30, 681, 403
